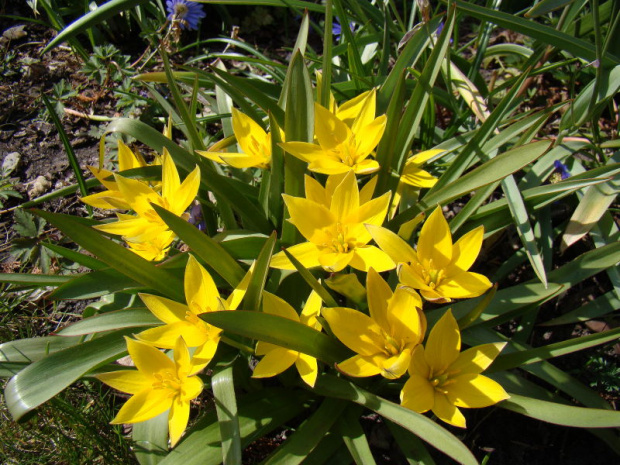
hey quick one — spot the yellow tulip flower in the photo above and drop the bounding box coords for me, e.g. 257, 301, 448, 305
94, 149, 200, 260
197, 108, 279, 169
280, 89, 386, 175
368, 206, 492, 302
96, 336, 204, 447
252, 291, 322, 387
400, 309, 509, 427
322, 269, 426, 379
136, 255, 252, 368
270, 171, 395, 273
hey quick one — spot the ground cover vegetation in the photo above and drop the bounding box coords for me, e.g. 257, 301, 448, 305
1, 0, 619, 463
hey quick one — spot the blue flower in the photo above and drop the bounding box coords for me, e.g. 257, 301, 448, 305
166, 0, 206, 30
553, 160, 571, 180
332, 17, 355, 40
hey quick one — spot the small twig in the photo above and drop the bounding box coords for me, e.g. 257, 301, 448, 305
63, 107, 114, 122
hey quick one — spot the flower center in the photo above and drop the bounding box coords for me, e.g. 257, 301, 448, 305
414, 260, 445, 289
173, 3, 189, 18
324, 222, 355, 254
153, 370, 184, 398
383, 334, 402, 356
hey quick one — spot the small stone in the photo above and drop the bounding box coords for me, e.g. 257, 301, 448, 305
1, 151, 21, 177
28, 175, 51, 199
2, 25, 27, 41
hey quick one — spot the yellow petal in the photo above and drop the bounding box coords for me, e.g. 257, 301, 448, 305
321, 307, 385, 356
304, 175, 328, 206
96, 370, 150, 395
253, 348, 298, 378
136, 321, 207, 349
450, 226, 484, 272
418, 206, 452, 270
314, 103, 349, 148
161, 149, 181, 200
366, 268, 393, 332
386, 287, 424, 344
300, 290, 322, 329
318, 250, 355, 272
337, 89, 375, 130
336, 354, 382, 377
345, 192, 390, 231
262, 292, 299, 321
352, 158, 381, 175
296, 353, 318, 387
374, 349, 412, 379
359, 176, 378, 205
232, 108, 270, 160
398, 263, 431, 291
279, 141, 325, 164
168, 397, 190, 447
169, 166, 200, 216
173, 336, 191, 372
112, 388, 172, 424
196, 149, 226, 164
432, 392, 466, 428
408, 345, 430, 378
400, 166, 438, 188
308, 156, 357, 175
400, 374, 434, 413
437, 271, 492, 299
270, 242, 322, 270
81, 191, 130, 210
185, 255, 221, 314
118, 140, 143, 171
255, 341, 279, 356
191, 337, 221, 366
127, 337, 175, 376
220, 153, 270, 169
354, 114, 386, 158
450, 342, 506, 375
181, 374, 205, 400
94, 216, 155, 238
140, 293, 188, 324
330, 171, 359, 220
283, 195, 335, 244
407, 149, 444, 165
365, 224, 417, 264
425, 310, 460, 373
225, 262, 253, 310
447, 374, 510, 408
349, 246, 396, 272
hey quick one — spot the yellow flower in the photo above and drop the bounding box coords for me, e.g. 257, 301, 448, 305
400, 309, 509, 428
136, 255, 252, 368
321, 269, 426, 379
81, 140, 161, 210
399, 149, 442, 189
252, 291, 322, 387
368, 206, 492, 302
279, 89, 386, 175
94, 149, 200, 260
96, 336, 203, 447
197, 108, 279, 169
270, 171, 395, 273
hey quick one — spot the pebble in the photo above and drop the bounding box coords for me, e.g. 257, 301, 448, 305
1, 151, 21, 177
28, 175, 51, 199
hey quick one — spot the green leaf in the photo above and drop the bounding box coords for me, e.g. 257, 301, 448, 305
153, 205, 246, 288
200, 311, 349, 364
282, 248, 339, 308
42, 0, 149, 54
337, 406, 376, 465
313, 375, 478, 465
42, 242, 106, 270
501, 394, 620, 428
57, 308, 159, 336
4, 329, 134, 421
526, 0, 575, 18
194, 0, 325, 13
33, 209, 184, 302
540, 291, 620, 326
490, 327, 620, 371
390, 141, 551, 229
133, 411, 169, 465
212, 366, 241, 465
50, 268, 143, 300
454, 0, 620, 66
263, 397, 347, 465
160, 388, 311, 465
0, 336, 83, 363
0, 272, 71, 287
244, 232, 276, 311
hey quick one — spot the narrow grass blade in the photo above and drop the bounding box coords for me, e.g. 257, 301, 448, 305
42, 0, 147, 53
540, 291, 620, 326
0, 273, 71, 286
337, 406, 376, 465
50, 268, 144, 300
200, 311, 349, 364
42, 242, 107, 270
41, 94, 91, 216
0, 336, 82, 363
212, 366, 241, 465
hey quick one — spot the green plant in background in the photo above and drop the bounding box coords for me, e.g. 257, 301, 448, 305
2, 0, 620, 464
